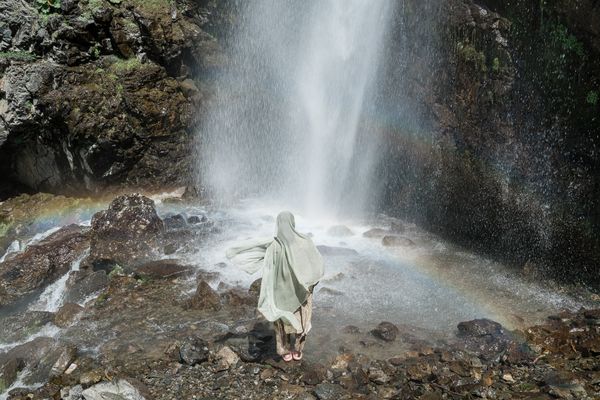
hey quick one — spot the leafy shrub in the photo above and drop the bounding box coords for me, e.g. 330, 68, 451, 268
36, 0, 61, 14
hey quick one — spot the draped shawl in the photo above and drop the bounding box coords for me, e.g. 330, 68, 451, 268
226, 211, 324, 331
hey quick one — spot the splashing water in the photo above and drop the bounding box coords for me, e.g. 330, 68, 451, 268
198, 0, 393, 218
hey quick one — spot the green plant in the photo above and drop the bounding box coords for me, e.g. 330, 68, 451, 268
108, 264, 125, 279
36, 0, 61, 14
110, 57, 142, 72
95, 292, 109, 306
586, 90, 599, 105
550, 23, 585, 58
492, 57, 500, 72
0, 51, 37, 61
89, 43, 101, 59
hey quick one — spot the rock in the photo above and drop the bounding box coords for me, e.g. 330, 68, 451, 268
54, 302, 84, 327
62, 384, 84, 400
80, 370, 103, 387
249, 278, 262, 298
134, 259, 193, 279
381, 235, 415, 247
215, 346, 239, 371
186, 280, 221, 311
362, 228, 388, 238
0, 358, 25, 391
81, 379, 146, 400
85, 195, 164, 269
301, 363, 327, 385
314, 382, 347, 400
64, 270, 109, 304
368, 366, 391, 384
318, 287, 344, 296
50, 345, 77, 377
0, 311, 54, 343
179, 337, 209, 366
0, 224, 89, 307
457, 319, 504, 337
342, 325, 360, 334
221, 288, 256, 307
326, 225, 354, 237
163, 214, 186, 230
390, 221, 406, 233
316, 245, 358, 256
371, 321, 400, 342
187, 215, 207, 224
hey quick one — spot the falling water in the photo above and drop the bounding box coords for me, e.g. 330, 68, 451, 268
197, 1, 393, 218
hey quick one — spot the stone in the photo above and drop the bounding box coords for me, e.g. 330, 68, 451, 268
179, 337, 209, 366
249, 278, 262, 298
84, 194, 165, 269
327, 225, 354, 237
215, 346, 239, 371
0, 224, 89, 307
381, 235, 415, 247
54, 302, 84, 328
163, 214, 186, 230
314, 383, 346, 400
316, 245, 358, 256
0, 358, 25, 391
221, 288, 256, 307
342, 325, 360, 334
50, 345, 77, 377
81, 379, 146, 400
371, 321, 400, 342
63, 384, 84, 400
64, 270, 109, 304
369, 366, 391, 384
186, 280, 221, 311
80, 370, 103, 387
134, 259, 193, 279
362, 228, 388, 238
457, 319, 504, 337
301, 363, 327, 385
0, 311, 54, 343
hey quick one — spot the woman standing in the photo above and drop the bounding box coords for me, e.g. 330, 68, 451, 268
227, 211, 324, 361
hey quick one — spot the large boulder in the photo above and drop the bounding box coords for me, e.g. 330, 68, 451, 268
186, 280, 221, 311
81, 379, 147, 400
84, 194, 164, 268
0, 224, 89, 307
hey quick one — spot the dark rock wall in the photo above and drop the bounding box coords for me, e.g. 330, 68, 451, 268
0, 0, 234, 198
380, 0, 600, 285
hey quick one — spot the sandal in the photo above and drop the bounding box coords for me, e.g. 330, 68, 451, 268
282, 353, 293, 362
292, 351, 303, 361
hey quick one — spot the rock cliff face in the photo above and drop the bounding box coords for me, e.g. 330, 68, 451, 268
0, 0, 232, 197
379, 0, 600, 285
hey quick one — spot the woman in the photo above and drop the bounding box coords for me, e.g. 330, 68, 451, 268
226, 211, 324, 361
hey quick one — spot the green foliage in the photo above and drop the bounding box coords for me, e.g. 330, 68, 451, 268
110, 57, 142, 72
0, 223, 10, 238
95, 292, 108, 306
457, 42, 487, 72
36, 0, 61, 14
89, 43, 101, 59
586, 90, 599, 106
0, 51, 36, 61
108, 264, 125, 279
549, 23, 585, 58
492, 57, 500, 73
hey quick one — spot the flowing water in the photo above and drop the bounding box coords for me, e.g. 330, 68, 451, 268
198, 0, 392, 218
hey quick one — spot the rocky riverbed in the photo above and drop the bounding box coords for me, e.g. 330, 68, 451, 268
0, 192, 598, 399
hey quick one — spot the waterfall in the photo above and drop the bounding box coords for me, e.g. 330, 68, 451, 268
197, 1, 393, 218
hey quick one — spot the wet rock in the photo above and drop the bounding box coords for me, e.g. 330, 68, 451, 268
134, 259, 193, 280
327, 225, 354, 237
0, 311, 54, 343
187, 215, 207, 224
221, 288, 256, 307
179, 337, 209, 365
316, 245, 358, 256
0, 224, 89, 307
371, 321, 400, 342
80, 370, 103, 387
54, 302, 84, 328
314, 382, 347, 400
85, 194, 164, 269
0, 358, 25, 392
300, 363, 327, 385
215, 346, 239, 371
62, 384, 84, 400
457, 319, 504, 337
50, 345, 77, 377
342, 325, 360, 334
186, 280, 221, 311
368, 366, 391, 384
81, 379, 146, 400
362, 228, 388, 238
381, 235, 415, 247
64, 270, 108, 304
163, 214, 186, 230
249, 278, 262, 298
318, 287, 344, 296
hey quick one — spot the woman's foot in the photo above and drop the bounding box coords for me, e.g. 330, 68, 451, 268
282, 353, 293, 362
292, 351, 302, 361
